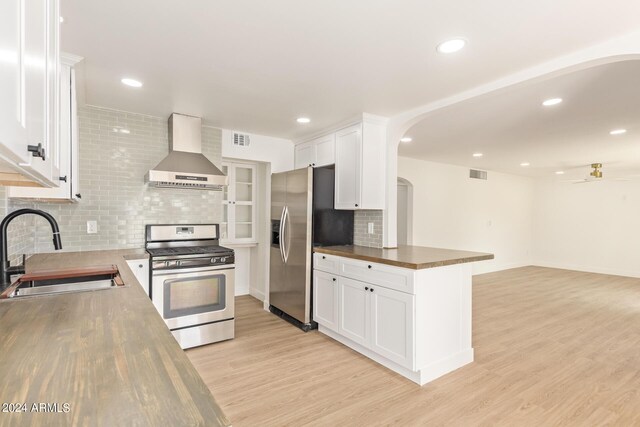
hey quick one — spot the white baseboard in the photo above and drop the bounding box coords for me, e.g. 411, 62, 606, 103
532, 261, 640, 279
319, 325, 474, 386
249, 287, 265, 301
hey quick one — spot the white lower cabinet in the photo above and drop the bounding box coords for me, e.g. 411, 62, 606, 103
338, 277, 370, 347
313, 253, 474, 386
312, 270, 339, 331
369, 284, 414, 368
313, 267, 414, 369
126, 258, 150, 296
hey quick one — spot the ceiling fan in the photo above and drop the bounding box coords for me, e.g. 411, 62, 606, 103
563, 163, 631, 184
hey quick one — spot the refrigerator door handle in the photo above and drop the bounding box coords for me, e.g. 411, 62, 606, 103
283, 205, 291, 263
279, 206, 286, 263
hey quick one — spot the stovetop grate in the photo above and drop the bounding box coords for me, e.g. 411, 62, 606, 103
146, 245, 233, 257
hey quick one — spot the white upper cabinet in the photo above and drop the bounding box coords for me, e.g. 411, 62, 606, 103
9, 54, 83, 201
294, 134, 336, 169
221, 161, 257, 244
334, 115, 387, 210
0, 0, 60, 187
334, 125, 362, 209
294, 141, 315, 169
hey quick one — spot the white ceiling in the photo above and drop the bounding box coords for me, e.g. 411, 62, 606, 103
399, 60, 640, 178
60, 0, 640, 140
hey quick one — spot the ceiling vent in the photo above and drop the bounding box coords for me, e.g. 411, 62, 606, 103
233, 132, 250, 147
470, 169, 488, 180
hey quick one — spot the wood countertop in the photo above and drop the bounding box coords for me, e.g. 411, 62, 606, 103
0, 249, 230, 427
314, 245, 494, 270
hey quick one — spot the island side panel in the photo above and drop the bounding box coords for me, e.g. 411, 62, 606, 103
414, 262, 473, 384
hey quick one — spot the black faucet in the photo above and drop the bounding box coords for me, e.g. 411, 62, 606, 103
0, 209, 62, 288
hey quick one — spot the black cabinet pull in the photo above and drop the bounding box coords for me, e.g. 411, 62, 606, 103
355, 203, 359, 207
59, 176, 67, 182
367, 265, 372, 269
75, 193, 82, 199
365, 286, 369, 291
27, 143, 46, 160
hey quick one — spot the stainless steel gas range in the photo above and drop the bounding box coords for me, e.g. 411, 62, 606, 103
145, 224, 234, 349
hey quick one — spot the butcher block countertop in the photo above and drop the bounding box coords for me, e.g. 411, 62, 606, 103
314, 245, 494, 270
0, 249, 230, 427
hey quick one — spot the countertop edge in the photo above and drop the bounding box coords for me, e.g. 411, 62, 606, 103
314, 246, 495, 270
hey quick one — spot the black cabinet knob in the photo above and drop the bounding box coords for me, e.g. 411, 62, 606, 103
367, 265, 372, 269
138, 264, 143, 268
59, 175, 68, 182
370, 288, 374, 292
75, 193, 82, 199
355, 203, 359, 207
365, 286, 369, 291
332, 278, 336, 282
322, 256, 326, 259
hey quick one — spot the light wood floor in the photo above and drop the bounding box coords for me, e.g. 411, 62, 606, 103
187, 266, 640, 426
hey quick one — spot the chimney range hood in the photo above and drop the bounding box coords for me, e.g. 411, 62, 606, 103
145, 113, 227, 190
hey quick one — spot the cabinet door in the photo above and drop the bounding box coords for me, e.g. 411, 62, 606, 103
126, 259, 150, 296
294, 141, 315, 169
334, 124, 362, 209
338, 277, 369, 347
313, 270, 338, 331
0, 0, 29, 164
23, 0, 52, 181
232, 163, 256, 243
314, 134, 335, 167
369, 285, 414, 369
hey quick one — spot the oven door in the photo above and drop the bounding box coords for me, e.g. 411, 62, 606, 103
151, 265, 235, 330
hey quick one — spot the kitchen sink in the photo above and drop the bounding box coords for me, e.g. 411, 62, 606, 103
1, 265, 124, 299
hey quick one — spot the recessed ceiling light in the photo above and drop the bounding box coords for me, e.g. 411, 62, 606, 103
121, 78, 143, 88
296, 117, 310, 124
610, 129, 627, 135
400, 137, 412, 143
542, 98, 563, 107
555, 171, 565, 175
436, 38, 466, 54
520, 162, 530, 167
59, 16, 64, 23
472, 153, 483, 158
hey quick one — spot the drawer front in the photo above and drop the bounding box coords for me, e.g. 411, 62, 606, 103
339, 257, 414, 294
313, 252, 340, 274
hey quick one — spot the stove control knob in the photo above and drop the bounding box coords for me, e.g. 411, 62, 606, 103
164, 261, 171, 268
220, 257, 226, 263
176, 260, 182, 267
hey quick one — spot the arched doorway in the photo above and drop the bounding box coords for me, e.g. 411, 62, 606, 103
397, 177, 413, 246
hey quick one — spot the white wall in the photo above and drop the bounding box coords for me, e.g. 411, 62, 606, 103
398, 157, 535, 274
221, 129, 293, 173
532, 178, 640, 278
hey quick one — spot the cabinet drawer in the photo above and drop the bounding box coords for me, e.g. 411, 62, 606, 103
313, 252, 340, 274
339, 258, 414, 294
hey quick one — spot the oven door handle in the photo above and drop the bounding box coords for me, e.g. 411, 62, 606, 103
283, 205, 290, 264
279, 206, 286, 263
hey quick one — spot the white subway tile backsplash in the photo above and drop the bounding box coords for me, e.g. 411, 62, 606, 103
4, 106, 224, 259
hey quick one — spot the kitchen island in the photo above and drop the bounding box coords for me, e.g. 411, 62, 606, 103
0, 250, 230, 427
313, 245, 494, 385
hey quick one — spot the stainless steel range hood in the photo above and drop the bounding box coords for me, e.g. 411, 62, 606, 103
145, 113, 227, 190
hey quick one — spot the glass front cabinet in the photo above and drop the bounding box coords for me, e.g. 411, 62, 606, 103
221, 161, 257, 244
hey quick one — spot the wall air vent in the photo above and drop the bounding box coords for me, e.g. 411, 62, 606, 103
470, 169, 488, 180
233, 132, 251, 147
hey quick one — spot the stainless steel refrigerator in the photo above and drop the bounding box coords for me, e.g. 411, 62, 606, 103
269, 166, 353, 331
